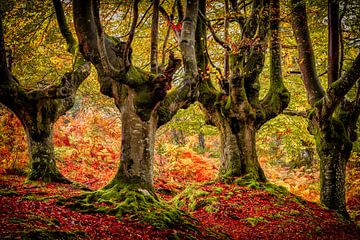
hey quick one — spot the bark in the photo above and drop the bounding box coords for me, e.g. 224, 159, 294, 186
257, 0, 290, 128
224, 0, 230, 80
107, 88, 157, 189
25, 115, 68, 183
218, 116, 265, 180
150, 0, 159, 73
157, 0, 199, 127
310, 115, 352, 217
180, 0, 199, 82
289, 0, 325, 105
320, 53, 360, 121
328, 0, 340, 86
198, 131, 205, 150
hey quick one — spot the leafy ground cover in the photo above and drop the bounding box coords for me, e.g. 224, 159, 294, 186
1, 173, 359, 239
1, 109, 360, 239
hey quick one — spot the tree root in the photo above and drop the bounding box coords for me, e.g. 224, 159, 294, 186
58, 183, 198, 230
27, 170, 72, 184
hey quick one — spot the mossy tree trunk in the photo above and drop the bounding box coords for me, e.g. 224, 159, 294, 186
310, 116, 352, 215
106, 88, 157, 190
22, 99, 70, 182
0, 1, 90, 183
290, 0, 360, 216
197, 0, 289, 181
217, 114, 265, 180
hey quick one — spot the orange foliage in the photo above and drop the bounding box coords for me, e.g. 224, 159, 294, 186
0, 111, 27, 174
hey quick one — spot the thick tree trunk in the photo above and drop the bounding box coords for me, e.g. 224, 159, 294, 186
21, 98, 74, 183
218, 116, 266, 181
106, 88, 156, 191
313, 118, 352, 216
25, 123, 70, 183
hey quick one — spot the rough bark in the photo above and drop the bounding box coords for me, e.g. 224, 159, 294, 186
0, 1, 90, 183
218, 115, 265, 180
107, 88, 157, 190
310, 117, 351, 216
25, 120, 66, 182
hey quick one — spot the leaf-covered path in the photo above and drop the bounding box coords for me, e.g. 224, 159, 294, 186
0, 174, 359, 240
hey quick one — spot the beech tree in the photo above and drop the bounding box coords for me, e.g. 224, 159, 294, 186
196, 0, 290, 181
290, 0, 360, 216
71, 0, 198, 198
0, 0, 90, 183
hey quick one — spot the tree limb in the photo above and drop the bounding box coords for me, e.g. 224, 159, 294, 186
282, 109, 307, 118
321, 52, 360, 121
198, 11, 231, 51
158, 0, 200, 127
52, 0, 76, 54
150, 0, 160, 73
0, 14, 9, 80
257, 0, 290, 128
125, 0, 140, 69
289, 0, 325, 105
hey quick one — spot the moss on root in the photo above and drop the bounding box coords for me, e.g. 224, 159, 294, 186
4, 229, 86, 240
27, 170, 72, 184
58, 183, 198, 231
173, 177, 289, 214
172, 183, 213, 212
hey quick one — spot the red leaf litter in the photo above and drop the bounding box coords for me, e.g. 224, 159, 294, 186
1, 174, 359, 240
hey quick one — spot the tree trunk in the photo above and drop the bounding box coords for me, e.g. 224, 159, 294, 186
198, 131, 205, 150
23, 104, 70, 183
312, 118, 352, 216
218, 116, 266, 181
106, 88, 156, 191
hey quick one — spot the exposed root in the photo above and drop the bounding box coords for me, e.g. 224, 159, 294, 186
27, 170, 72, 184
58, 183, 198, 231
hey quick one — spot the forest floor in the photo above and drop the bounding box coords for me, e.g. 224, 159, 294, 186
0, 173, 359, 240
1, 111, 360, 239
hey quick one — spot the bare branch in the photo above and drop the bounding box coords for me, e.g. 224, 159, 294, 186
52, 0, 76, 53
125, 0, 140, 68
0, 13, 8, 79
198, 11, 231, 51
321, 52, 360, 121
289, 0, 325, 105
282, 109, 307, 118
150, 0, 160, 73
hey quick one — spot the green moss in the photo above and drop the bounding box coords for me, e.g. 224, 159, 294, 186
126, 66, 149, 86
6, 229, 86, 240
58, 182, 199, 231
172, 184, 211, 211
213, 187, 224, 194
234, 176, 288, 196
225, 96, 231, 110
243, 217, 268, 227
0, 190, 20, 196
22, 194, 63, 201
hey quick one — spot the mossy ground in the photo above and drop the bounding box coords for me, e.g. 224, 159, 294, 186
57, 182, 226, 239
1, 173, 359, 239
